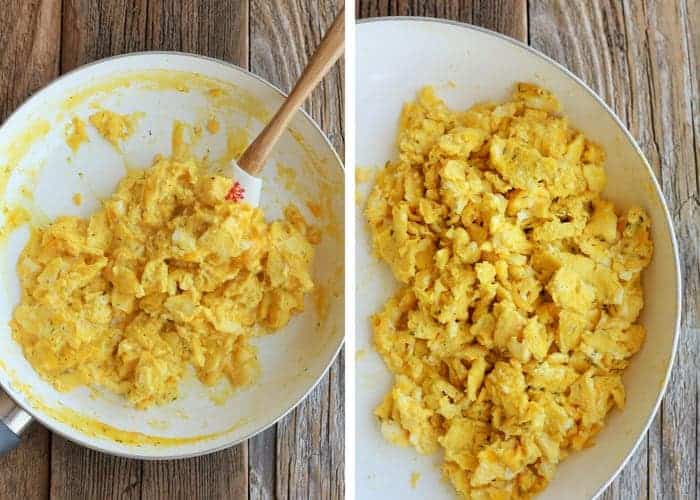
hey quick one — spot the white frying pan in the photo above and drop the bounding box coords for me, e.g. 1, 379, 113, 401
0, 52, 344, 458
355, 18, 680, 500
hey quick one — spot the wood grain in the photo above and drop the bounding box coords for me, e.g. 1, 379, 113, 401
248, 424, 277, 500
50, 437, 141, 499
276, 375, 333, 500
358, 0, 699, 498
0, 422, 51, 500
471, 0, 527, 42
356, 0, 527, 41
145, 0, 248, 64
61, 0, 148, 72
61, 0, 248, 72
357, 0, 473, 22
327, 351, 345, 500
0, 1, 60, 498
0, 0, 61, 120
250, 1, 345, 497
140, 446, 248, 500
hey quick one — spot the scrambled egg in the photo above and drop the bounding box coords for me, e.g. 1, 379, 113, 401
11, 156, 318, 409
366, 84, 653, 499
206, 118, 220, 134
89, 110, 142, 147
65, 117, 88, 152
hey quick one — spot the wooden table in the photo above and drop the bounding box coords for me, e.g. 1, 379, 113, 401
0, 1, 344, 499
358, 1, 698, 498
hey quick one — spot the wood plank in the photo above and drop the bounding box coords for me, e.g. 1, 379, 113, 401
356, 0, 527, 41
276, 376, 330, 500
50, 436, 141, 499
471, 0, 527, 42
250, 1, 344, 498
686, 0, 699, 495
357, 0, 473, 22
248, 425, 277, 500
0, 0, 61, 120
682, 0, 699, 328
55, 1, 251, 499
62, 0, 248, 73
0, 1, 60, 498
328, 350, 345, 500
140, 446, 249, 499
146, 0, 248, 64
0, 422, 51, 500
60, 0, 148, 73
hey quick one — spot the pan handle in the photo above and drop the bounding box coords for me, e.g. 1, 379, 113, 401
0, 390, 32, 454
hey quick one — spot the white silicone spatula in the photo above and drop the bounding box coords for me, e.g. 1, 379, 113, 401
225, 7, 345, 206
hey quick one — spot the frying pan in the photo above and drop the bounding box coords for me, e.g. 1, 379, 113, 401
355, 18, 680, 500
0, 52, 344, 458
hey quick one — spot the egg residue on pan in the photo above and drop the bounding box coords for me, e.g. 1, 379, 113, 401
365, 84, 653, 498
88, 109, 143, 148
10, 144, 319, 410
65, 117, 88, 152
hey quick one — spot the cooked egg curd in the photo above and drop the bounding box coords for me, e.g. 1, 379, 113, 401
11, 157, 318, 409
366, 84, 652, 499
89, 110, 141, 147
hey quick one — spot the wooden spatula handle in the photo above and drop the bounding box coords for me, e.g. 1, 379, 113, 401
238, 7, 345, 175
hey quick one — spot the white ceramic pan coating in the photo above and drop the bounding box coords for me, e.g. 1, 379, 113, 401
0, 53, 344, 459
355, 18, 681, 499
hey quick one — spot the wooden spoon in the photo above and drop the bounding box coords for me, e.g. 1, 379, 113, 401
226, 7, 345, 206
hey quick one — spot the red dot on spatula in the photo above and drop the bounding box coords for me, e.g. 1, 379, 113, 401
226, 181, 245, 202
